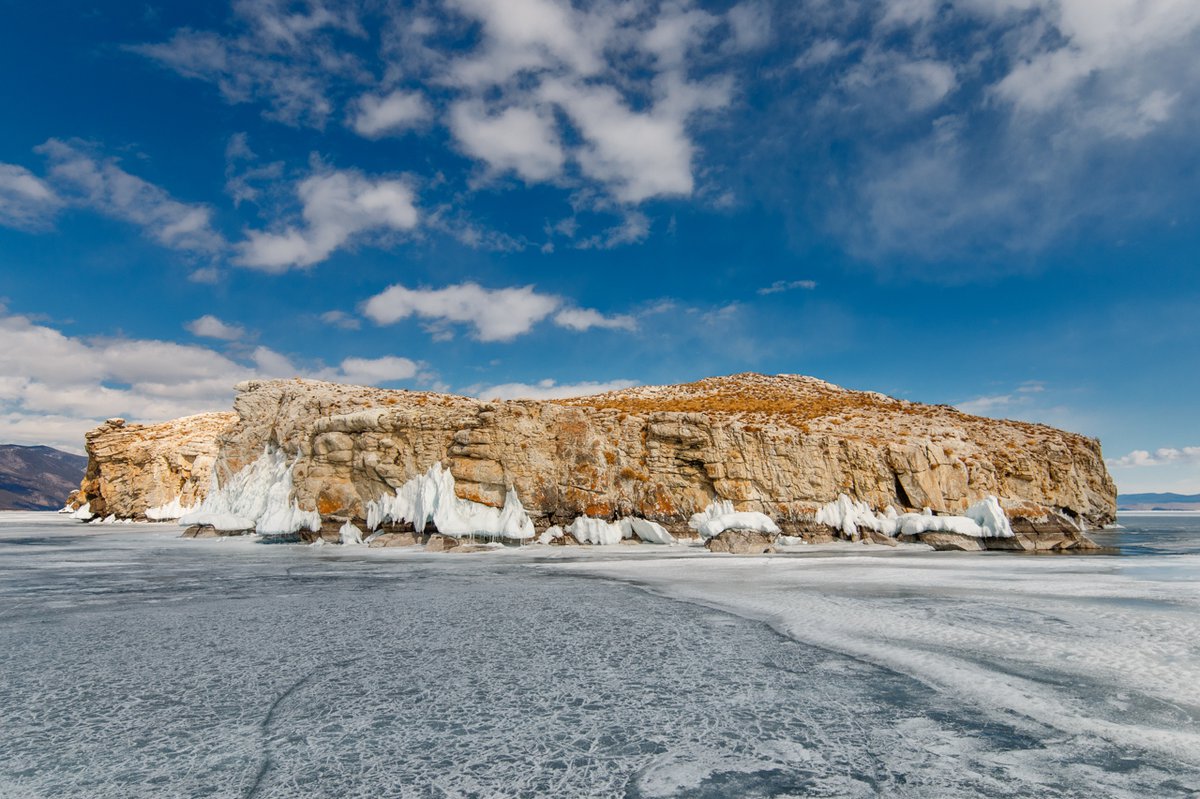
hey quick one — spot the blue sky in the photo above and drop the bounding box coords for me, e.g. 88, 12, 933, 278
0, 0, 1197, 493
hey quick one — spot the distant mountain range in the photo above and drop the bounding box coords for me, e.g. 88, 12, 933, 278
0, 444, 87, 511
1117, 492, 1200, 511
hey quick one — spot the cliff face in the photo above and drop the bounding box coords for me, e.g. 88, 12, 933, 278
75, 373, 1116, 532
75, 413, 237, 518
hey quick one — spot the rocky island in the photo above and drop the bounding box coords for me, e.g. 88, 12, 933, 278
69, 373, 1116, 552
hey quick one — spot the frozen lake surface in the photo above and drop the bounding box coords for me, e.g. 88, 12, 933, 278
1, 512, 1198, 798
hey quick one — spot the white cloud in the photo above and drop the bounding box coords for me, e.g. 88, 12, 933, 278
444, 0, 604, 87
993, 0, 1200, 126
363, 282, 561, 342
1108, 446, 1200, 469
956, 394, 1020, 415
758, 279, 817, 295
326, 356, 419, 385
235, 167, 418, 271
553, 307, 637, 332
0, 307, 427, 451
0, 163, 62, 230
34, 139, 224, 254
473, 378, 638, 401
448, 101, 565, 183
185, 315, 246, 341
351, 89, 432, 138
320, 310, 361, 330
130, 0, 366, 127
575, 212, 651, 249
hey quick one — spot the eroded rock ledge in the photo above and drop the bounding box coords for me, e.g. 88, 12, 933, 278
72, 373, 1117, 550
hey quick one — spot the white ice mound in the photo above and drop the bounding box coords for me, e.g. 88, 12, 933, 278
365, 462, 535, 540
567, 516, 626, 546
70, 502, 94, 521
561, 516, 676, 545
688, 500, 780, 539
628, 518, 675, 545
537, 525, 564, 545
145, 497, 198, 521
815, 494, 899, 538
339, 521, 363, 545
814, 493, 1014, 539
179, 446, 322, 535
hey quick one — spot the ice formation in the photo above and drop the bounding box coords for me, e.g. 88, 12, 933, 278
561, 516, 677, 545
627, 518, 675, 545
536, 526, 564, 545
179, 447, 322, 535
688, 500, 781, 539
566, 517, 627, 546
145, 497, 198, 521
70, 502, 93, 521
339, 521, 363, 545
365, 463, 535, 540
814, 494, 1014, 539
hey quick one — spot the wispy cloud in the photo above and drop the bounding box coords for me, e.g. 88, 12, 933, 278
472, 378, 638, 401
758, 279, 817, 295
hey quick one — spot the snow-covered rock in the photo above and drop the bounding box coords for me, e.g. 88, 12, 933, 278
70, 502, 94, 521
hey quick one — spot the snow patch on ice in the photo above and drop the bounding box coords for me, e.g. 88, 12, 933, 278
365, 463, 535, 540
688, 501, 780, 539
179, 447, 322, 535
814, 494, 1014, 539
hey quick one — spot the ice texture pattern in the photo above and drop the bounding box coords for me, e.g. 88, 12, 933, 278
0, 513, 1198, 797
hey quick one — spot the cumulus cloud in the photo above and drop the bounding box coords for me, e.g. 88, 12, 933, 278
185, 315, 246, 341
473, 378, 638, 401
350, 89, 432, 138
319, 310, 361, 330
32, 139, 224, 254
0, 306, 427, 451
1108, 446, 1200, 469
362, 281, 641, 341
0, 163, 62, 230
362, 282, 560, 342
448, 101, 565, 183
235, 167, 418, 271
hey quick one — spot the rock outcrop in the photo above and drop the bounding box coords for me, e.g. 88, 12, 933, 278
75, 413, 237, 518
72, 373, 1118, 544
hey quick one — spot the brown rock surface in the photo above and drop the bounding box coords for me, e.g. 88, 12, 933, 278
75, 373, 1117, 537
705, 529, 777, 554
77, 413, 237, 518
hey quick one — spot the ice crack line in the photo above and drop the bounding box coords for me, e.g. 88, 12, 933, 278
244, 655, 365, 799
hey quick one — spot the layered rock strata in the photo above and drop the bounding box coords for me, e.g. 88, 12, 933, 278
75, 413, 237, 519
73, 373, 1117, 548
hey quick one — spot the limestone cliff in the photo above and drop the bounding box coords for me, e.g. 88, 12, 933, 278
75, 413, 237, 518
74, 373, 1117, 538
